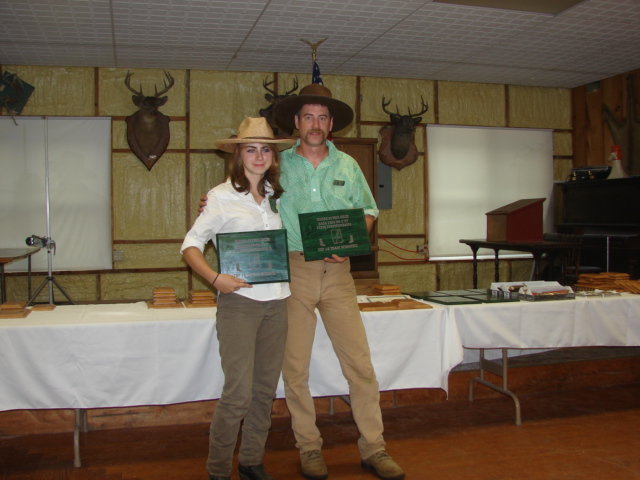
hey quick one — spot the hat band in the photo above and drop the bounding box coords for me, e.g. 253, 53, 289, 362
238, 136, 275, 141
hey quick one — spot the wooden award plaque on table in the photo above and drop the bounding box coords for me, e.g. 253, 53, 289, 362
216, 229, 290, 284
298, 208, 372, 261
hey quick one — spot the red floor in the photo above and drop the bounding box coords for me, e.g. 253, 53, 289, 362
2, 382, 639, 480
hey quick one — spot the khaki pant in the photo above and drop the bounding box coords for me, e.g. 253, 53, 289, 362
282, 252, 386, 459
206, 293, 288, 476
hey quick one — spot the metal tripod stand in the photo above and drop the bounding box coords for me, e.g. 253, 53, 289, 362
26, 117, 74, 306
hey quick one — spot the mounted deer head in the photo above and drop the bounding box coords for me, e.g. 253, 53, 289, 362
124, 70, 175, 170
259, 76, 298, 136
378, 96, 428, 170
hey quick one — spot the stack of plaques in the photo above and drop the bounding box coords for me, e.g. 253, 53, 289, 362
0, 301, 31, 318
31, 303, 56, 311
148, 287, 183, 308
359, 298, 432, 312
184, 289, 217, 308
371, 284, 402, 295
614, 279, 640, 294
575, 272, 640, 294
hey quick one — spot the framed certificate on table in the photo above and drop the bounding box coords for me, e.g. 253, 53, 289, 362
298, 208, 372, 261
216, 229, 290, 284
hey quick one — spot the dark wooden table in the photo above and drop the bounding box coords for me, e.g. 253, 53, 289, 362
0, 247, 41, 303
459, 239, 575, 288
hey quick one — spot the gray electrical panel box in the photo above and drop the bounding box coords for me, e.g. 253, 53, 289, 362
377, 161, 392, 209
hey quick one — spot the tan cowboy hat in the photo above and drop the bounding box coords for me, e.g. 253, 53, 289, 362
214, 117, 296, 153
273, 84, 354, 133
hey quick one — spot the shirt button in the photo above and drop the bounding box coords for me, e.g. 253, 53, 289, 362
312, 188, 316, 192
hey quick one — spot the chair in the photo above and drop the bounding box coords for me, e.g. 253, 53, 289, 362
558, 228, 601, 286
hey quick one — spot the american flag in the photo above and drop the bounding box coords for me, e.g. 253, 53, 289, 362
312, 60, 323, 85
312, 59, 332, 138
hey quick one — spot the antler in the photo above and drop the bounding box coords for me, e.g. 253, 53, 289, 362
381, 96, 393, 115
284, 77, 299, 96
124, 71, 143, 97
381, 96, 401, 117
263, 76, 277, 98
263, 76, 299, 103
154, 71, 175, 97
407, 96, 429, 118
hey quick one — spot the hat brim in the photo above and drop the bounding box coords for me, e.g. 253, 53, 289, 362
214, 137, 296, 153
273, 95, 354, 133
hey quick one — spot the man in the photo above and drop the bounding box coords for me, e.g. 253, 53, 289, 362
272, 84, 404, 480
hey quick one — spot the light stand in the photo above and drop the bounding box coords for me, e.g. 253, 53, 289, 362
26, 116, 74, 306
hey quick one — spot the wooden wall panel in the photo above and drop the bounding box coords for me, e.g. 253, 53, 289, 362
572, 85, 587, 166
572, 68, 640, 168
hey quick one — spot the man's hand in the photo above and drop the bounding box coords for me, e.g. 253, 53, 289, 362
324, 254, 347, 264
198, 194, 207, 215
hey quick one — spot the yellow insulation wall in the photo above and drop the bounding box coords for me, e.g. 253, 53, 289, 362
2, 65, 572, 302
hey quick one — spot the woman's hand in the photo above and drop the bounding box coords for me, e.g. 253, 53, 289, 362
214, 274, 252, 294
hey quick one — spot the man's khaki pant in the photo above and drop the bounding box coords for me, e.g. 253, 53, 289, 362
282, 252, 386, 459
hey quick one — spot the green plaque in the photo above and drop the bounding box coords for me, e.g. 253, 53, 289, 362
461, 293, 520, 303
423, 296, 483, 305
216, 229, 290, 284
298, 208, 372, 261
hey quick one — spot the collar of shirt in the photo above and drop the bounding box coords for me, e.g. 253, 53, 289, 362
286, 139, 339, 168
228, 179, 274, 198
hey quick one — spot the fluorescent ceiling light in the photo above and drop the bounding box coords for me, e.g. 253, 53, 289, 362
431, 0, 586, 14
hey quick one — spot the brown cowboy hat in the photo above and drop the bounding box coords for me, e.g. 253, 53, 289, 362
273, 83, 354, 133
214, 117, 296, 153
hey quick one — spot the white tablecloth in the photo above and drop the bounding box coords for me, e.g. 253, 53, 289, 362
447, 294, 640, 349
0, 302, 459, 411
3, 295, 638, 412
313, 306, 461, 396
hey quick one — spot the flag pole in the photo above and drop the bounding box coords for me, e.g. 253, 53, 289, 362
300, 38, 327, 72
299, 38, 330, 138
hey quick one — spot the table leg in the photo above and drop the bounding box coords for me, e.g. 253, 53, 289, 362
74, 409, 86, 467
0, 264, 5, 304
468, 348, 521, 425
532, 252, 543, 280
329, 396, 352, 415
470, 247, 480, 289
27, 256, 33, 300
493, 249, 500, 283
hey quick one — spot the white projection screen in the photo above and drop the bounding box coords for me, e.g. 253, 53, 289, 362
0, 116, 111, 272
427, 125, 554, 259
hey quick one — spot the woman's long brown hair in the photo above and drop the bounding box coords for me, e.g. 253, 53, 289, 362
229, 143, 284, 199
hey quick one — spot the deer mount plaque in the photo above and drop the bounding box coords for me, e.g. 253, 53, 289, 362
124, 71, 174, 170
377, 96, 428, 170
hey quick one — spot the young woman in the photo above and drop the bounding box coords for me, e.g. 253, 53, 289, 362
181, 117, 295, 480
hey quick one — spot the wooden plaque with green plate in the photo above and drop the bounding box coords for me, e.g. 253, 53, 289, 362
216, 229, 290, 284
298, 208, 372, 261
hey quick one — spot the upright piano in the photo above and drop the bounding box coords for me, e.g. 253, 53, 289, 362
552, 176, 640, 279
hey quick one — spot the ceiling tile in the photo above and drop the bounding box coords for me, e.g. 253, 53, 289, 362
1, 0, 639, 88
